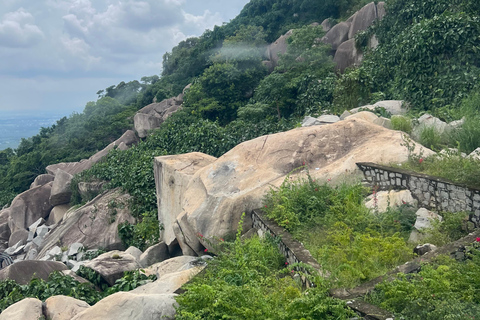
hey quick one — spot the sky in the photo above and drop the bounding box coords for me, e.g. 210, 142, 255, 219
0, 0, 251, 116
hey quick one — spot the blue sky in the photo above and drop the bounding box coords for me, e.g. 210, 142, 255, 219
0, 0, 250, 115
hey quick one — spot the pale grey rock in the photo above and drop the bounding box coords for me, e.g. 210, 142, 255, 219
414, 208, 442, 230
7, 182, 53, 233
0, 298, 43, 320
84, 251, 141, 286
28, 217, 45, 232
373, 100, 407, 115
36, 225, 49, 237
49, 169, 73, 206
340, 110, 352, 120
449, 117, 465, 129
0, 209, 11, 242
348, 2, 378, 39
45, 295, 91, 320
71, 292, 177, 320
37, 189, 135, 259
139, 242, 169, 268
25, 248, 38, 260
414, 243, 437, 256
333, 38, 363, 72
317, 114, 340, 124
143, 256, 198, 278
47, 204, 71, 225
131, 267, 204, 295
68, 242, 84, 256
0, 260, 68, 284
373, 117, 392, 129
321, 21, 351, 50
30, 174, 54, 189
301, 116, 322, 127
125, 246, 143, 262
320, 18, 332, 32
8, 229, 28, 247
413, 114, 451, 140
267, 30, 293, 66
468, 147, 480, 160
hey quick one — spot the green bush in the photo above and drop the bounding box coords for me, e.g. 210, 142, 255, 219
391, 116, 413, 134
453, 91, 480, 153
367, 251, 480, 319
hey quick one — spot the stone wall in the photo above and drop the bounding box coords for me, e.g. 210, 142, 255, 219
357, 162, 480, 228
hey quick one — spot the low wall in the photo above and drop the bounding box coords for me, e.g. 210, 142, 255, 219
357, 162, 480, 228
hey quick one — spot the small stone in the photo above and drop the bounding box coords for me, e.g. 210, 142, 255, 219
67, 242, 84, 257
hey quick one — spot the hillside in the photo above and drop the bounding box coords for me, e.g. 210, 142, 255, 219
0, 0, 479, 317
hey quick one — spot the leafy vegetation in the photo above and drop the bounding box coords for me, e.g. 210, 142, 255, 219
367, 249, 480, 319
175, 216, 355, 320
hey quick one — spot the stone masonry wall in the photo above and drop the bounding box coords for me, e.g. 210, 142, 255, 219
357, 162, 480, 228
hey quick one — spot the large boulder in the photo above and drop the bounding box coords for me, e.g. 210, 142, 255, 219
84, 250, 141, 286
8, 182, 53, 233
267, 30, 293, 66
0, 209, 11, 242
0, 260, 68, 284
134, 93, 184, 138
321, 21, 351, 51
139, 242, 169, 268
30, 173, 54, 189
333, 38, 363, 72
8, 229, 28, 247
46, 130, 138, 176
143, 256, 198, 278
412, 114, 451, 140
154, 152, 216, 251
47, 204, 71, 225
348, 2, 378, 39
131, 266, 204, 294
71, 292, 177, 320
50, 169, 73, 206
45, 295, 91, 320
0, 298, 43, 320
37, 189, 135, 259
365, 190, 417, 213
170, 119, 434, 254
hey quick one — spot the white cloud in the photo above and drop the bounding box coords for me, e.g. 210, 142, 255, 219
0, 8, 44, 48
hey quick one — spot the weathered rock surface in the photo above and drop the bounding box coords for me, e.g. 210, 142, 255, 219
71, 292, 177, 320
365, 190, 417, 213
0, 298, 43, 320
134, 93, 184, 138
78, 181, 105, 200
125, 246, 143, 262
320, 18, 332, 32
169, 119, 433, 254
8, 182, 53, 233
0, 209, 10, 242
154, 152, 216, 250
50, 169, 73, 206
46, 130, 138, 176
348, 2, 378, 39
0, 260, 67, 284
345, 111, 379, 123
37, 189, 135, 259
373, 117, 392, 129
84, 250, 141, 286
412, 114, 451, 140
267, 30, 293, 65
8, 229, 28, 247
47, 204, 71, 225
409, 208, 443, 242
30, 173, 54, 189
131, 266, 204, 294
139, 242, 169, 268
143, 255, 198, 278
321, 21, 351, 51
333, 38, 363, 72
45, 295, 91, 320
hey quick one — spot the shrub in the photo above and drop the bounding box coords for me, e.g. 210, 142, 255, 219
391, 116, 413, 134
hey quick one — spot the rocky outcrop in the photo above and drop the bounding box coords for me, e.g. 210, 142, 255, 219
266, 30, 293, 65
37, 189, 135, 259
47, 204, 71, 225
0, 260, 68, 284
49, 169, 73, 206
131, 266, 204, 294
162, 119, 432, 254
7, 182, 53, 233
0, 298, 43, 320
154, 152, 216, 252
348, 2, 378, 39
143, 255, 198, 278
134, 92, 185, 138
321, 21, 351, 51
30, 173, 54, 189
46, 130, 138, 176
333, 38, 363, 72
139, 242, 169, 268
45, 295, 91, 320
84, 250, 141, 286
71, 292, 177, 320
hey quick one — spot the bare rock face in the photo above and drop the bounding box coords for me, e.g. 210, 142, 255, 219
170, 119, 434, 254
333, 38, 363, 72
8, 229, 28, 247
71, 292, 177, 320
143, 255, 198, 278
30, 173, 54, 189
0, 298, 43, 320
267, 30, 293, 66
131, 266, 204, 294
84, 250, 141, 286
0, 260, 68, 284
154, 152, 217, 251
45, 295, 91, 320
37, 189, 135, 259
0, 209, 11, 243
50, 169, 73, 206
320, 18, 332, 32
139, 242, 169, 268
134, 92, 184, 138
46, 130, 138, 176
8, 182, 53, 233
47, 204, 71, 225
348, 2, 378, 39
321, 21, 351, 51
